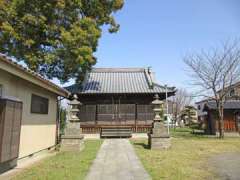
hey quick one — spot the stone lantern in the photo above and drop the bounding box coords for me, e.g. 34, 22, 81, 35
152, 94, 164, 122
61, 94, 84, 151
69, 95, 82, 122
148, 94, 171, 150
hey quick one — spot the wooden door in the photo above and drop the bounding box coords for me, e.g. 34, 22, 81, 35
79, 105, 96, 125
137, 104, 154, 125
97, 104, 115, 125
235, 113, 240, 132
0, 98, 22, 163
97, 104, 136, 125
119, 104, 135, 125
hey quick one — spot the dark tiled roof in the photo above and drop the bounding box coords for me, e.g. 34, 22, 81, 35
205, 100, 240, 110
0, 53, 69, 96
66, 68, 175, 94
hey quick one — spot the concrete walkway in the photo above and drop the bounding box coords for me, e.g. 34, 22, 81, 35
85, 139, 151, 180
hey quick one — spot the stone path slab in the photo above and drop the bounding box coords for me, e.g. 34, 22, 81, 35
85, 139, 151, 180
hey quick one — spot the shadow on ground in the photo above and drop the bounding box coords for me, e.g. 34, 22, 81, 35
133, 142, 150, 149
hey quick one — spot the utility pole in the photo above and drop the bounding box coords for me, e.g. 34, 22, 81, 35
165, 84, 169, 135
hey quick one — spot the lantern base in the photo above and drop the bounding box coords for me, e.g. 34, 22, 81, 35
148, 134, 171, 150
148, 121, 171, 150
61, 122, 84, 151
61, 134, 84, 152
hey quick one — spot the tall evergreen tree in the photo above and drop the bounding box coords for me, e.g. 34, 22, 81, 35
0, 0, 124, 83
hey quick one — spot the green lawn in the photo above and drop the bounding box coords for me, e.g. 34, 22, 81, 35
132, 128, 240, 180
13, 140, 102, 180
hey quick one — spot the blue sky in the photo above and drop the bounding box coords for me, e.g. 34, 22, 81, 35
93, 0, 240, 90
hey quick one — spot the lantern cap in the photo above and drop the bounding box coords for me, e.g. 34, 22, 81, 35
152, 94, 163, 105
69, 94, 82, 105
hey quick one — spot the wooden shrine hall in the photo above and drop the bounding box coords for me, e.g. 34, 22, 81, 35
66, 67, 175, 134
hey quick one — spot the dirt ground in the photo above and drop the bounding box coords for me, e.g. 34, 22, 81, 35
208, 152, 240, 180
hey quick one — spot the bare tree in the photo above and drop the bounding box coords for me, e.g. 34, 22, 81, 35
184, 40, 240, 138
171, 88, 193, 127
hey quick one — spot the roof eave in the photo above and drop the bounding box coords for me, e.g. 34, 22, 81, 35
76, 91, 175, 95
0, 55, 70, 97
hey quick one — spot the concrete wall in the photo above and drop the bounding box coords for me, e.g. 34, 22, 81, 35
0, 69, 58, 158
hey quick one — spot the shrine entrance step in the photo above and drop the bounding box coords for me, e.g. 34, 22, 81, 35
100, 126, 132, 138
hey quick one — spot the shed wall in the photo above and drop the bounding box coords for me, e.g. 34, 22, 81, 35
0, 70, 57, 158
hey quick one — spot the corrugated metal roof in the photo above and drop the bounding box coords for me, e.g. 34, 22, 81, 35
66, 68, 175, 94
205, 100, 240, 110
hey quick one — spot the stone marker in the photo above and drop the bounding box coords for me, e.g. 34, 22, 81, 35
148, 94, 171, 150
61, 94, 84, 151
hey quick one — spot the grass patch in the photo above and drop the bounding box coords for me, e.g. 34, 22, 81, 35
13, 140, 102, 180
170, 127, 205, 138
132, 130, 240, 180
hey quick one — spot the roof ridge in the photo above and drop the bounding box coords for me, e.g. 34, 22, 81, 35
91, 67, 145, 73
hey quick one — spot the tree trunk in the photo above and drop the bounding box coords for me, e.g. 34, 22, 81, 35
174, 105, 177, 130
174, 111, 177, 130
218, 105, 224, 138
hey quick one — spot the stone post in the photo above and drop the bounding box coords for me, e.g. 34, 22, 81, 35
148, 94, 171, 150
61, 94, 84, 151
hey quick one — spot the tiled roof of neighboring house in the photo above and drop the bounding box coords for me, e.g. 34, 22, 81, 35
66, 68, 176, 94
0, 53, 69, 97
204, 100, 240, 110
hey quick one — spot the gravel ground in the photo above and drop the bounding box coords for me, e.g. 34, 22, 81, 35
208, 152, 240, 180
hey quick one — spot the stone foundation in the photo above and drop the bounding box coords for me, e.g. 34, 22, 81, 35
61, 121, 84, 152
148, 134, 171, 150
61, 135, 84, 151
148, 122, 171, 150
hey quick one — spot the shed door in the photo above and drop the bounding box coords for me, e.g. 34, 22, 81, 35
0, 99, 22, 163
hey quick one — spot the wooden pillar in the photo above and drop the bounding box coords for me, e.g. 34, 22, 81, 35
135, 104, 137, 133
95, 104, 98, 125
